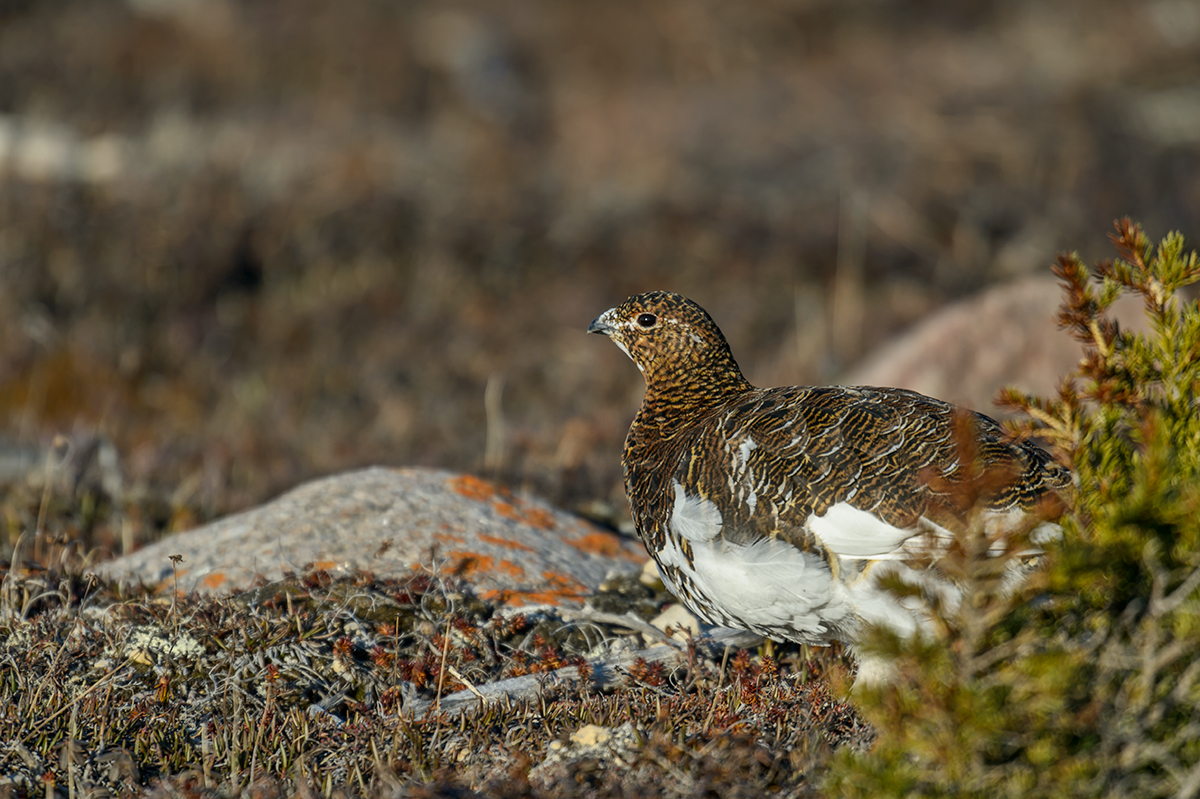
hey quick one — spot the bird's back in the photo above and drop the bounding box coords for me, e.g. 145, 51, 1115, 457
629, 384, 1068, 545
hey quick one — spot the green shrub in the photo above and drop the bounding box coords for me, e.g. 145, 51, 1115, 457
825, 220, 1200, 798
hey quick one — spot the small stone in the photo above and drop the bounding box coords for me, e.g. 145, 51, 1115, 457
846, 275, 1151, 413
639, 558, 663, 589
649, 604, 701, 643
570, 724, 613, 748
127, 649, 154, 666
529, 722, 641, 787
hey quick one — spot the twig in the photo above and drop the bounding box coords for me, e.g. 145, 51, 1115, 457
434, 625, 452, 715
427, 624, 455, 758
404, 627, 753, 719
560, 608, 687, 650
484, 372, 506, 474
703, 644, 732, 733
447, 665, 487, 704
169, 554, 184, 638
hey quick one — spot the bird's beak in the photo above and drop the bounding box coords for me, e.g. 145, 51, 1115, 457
587, 309, 616, 336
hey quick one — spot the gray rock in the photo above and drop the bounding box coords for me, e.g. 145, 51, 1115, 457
98, 466, 646, 605
844, 275, 1149, 415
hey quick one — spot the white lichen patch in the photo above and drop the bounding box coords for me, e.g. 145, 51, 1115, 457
124, 625, 204, 663
2, 625, 35, 651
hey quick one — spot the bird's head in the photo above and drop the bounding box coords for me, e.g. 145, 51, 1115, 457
588, 291, 750, 397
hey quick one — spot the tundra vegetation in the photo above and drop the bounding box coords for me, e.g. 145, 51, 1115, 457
829, 219, 1200, 799
1, 220, 1197, 798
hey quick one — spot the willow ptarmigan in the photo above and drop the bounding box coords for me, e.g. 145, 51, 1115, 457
588, 291, 1072, 650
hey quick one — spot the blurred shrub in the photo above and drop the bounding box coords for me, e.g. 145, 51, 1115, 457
826, 220, 1200, 798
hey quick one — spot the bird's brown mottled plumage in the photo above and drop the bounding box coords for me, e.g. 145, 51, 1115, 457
589, 291, 1072, 645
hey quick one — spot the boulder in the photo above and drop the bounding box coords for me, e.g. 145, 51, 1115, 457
99, 466, 645, 605
845, 275, 1148, 414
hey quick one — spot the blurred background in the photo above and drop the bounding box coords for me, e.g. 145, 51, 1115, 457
1, 0, 1198, 563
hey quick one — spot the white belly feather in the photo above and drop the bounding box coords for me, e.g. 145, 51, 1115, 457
663, 480, 994, 643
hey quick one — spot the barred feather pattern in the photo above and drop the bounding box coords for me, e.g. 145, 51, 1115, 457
589, 291, 1073, 645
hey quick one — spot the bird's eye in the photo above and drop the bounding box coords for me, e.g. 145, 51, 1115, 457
636, 313, 658, 328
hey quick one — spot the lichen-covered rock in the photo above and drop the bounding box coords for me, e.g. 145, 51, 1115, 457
99, 466, 644, 605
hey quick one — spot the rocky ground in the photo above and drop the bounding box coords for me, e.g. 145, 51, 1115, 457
2, 545, 864, 797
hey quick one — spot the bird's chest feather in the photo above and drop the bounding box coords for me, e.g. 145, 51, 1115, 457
624, 428, 848, 639
653, 476, 850, 640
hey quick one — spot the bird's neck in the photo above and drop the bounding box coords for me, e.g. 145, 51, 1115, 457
633, 362, 753, 438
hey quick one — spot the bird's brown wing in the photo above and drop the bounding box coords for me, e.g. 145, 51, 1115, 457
672, 385, 1070, 553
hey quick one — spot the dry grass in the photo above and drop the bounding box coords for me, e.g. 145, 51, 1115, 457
0, 554, 864, 797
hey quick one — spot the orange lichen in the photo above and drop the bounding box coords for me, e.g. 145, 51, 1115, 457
566, 532, 641, 560
478, 571, 591, 606
497, 559, 526, 578
449, 474, 504, 502
200, 572, 228, 590
516, 506, 557, 530
476, 533, 536, 552
532, 571, 589, 601
494, 501, 558, 530
444, 551, 495, 578
434, 532, 467, 544
443, 551, 525, 580
480, 587, 581, 606
451, 475, 559, 530
540, 570, 586, 590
